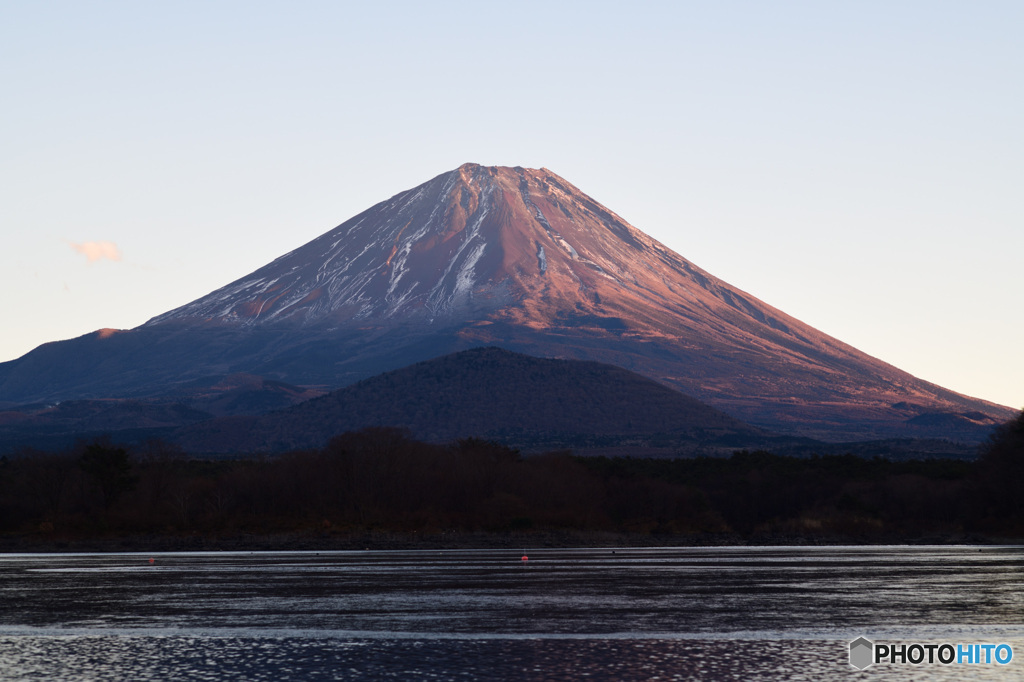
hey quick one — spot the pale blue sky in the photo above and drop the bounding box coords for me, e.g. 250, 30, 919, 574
2, 1, 1021, 409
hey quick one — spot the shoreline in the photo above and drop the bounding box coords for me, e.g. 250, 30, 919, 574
3, 529, 1021, 553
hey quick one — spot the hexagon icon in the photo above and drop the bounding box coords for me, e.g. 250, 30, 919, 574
849, 637, 874, 669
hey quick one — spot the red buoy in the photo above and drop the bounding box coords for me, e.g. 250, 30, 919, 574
521, 555, 528, 561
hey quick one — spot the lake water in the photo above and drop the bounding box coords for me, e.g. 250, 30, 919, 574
1, 546, 1022, 680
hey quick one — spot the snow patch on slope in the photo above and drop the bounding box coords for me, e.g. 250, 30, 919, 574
425, 182, 494, 315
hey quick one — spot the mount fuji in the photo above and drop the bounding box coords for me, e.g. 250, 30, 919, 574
0, 163, 1013, 442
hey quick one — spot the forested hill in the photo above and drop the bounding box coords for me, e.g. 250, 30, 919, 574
174, 347, 769, 453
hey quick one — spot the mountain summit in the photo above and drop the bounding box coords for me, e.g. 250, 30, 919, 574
0, 164, 1013, 440
146, 162, 738, 332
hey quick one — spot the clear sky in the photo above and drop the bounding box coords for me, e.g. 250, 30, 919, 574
1, 1, 1021, 409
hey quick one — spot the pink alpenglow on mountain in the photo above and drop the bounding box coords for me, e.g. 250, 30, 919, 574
0, 164, 1014, 441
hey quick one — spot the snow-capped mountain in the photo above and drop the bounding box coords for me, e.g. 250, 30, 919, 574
146, 163, 746, 332
0, 164, 1014, 441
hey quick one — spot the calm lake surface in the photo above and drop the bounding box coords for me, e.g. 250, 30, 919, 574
1, 546, 1022, 680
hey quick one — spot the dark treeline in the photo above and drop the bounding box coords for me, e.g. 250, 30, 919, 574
1, 418, 1022, 544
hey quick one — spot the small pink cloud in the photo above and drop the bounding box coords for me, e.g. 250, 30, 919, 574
69, 240, 122, 263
